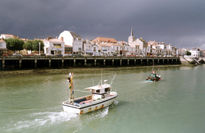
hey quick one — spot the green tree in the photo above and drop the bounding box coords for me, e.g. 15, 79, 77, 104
5, 38, 24, 51
23, 40, 33, 50
23, 40, 44, 51
32, 40, 44, 51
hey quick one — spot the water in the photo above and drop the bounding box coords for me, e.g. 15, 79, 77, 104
0, 66, 205, 133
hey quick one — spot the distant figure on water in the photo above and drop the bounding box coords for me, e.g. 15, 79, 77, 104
146, 70, 161, 82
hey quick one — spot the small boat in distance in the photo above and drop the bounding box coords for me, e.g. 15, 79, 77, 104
146, 70, 161, 82
62, 73, 118, 114
146, 60, 161, 82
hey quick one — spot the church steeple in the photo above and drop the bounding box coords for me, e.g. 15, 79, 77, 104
128, 27, 135, 44
131, 27, 134, 36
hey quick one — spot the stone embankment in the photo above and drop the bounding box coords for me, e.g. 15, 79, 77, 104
0, 56, 180, 70
180, 56, 205, 65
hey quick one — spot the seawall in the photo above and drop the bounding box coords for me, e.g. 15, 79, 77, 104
0, 56, 181, 70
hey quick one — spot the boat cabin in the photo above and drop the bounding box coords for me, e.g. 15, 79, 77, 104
70, 84, 111, 105
86, 84, 111, 100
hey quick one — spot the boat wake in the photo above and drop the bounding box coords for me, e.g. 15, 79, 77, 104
142, 80, 154, 83
7, 111, 78, 131
86, 107, 109, 121
113, 100, 118, 105
31, 111, 78, 124
99, 107, 109, 118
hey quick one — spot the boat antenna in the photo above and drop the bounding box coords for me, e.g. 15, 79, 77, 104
101, 71, 103, 85
92, 79, 94, 86
152, 59, 155, 71
110, 73, 117, 85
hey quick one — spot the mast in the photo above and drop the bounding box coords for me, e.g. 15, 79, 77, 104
101, 72, 102, 85
68, 73, 74, 104
152, 59, 154, 71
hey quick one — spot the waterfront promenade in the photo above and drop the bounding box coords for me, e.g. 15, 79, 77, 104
0, 56, 180, 70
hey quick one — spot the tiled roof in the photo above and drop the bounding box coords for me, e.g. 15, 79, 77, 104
1, 34, 17, 38
92, 37, 117, 43
47, 38, 63, 44
70, 31, 81, 39
99, 43, 112, 47
112, 43, 122, 46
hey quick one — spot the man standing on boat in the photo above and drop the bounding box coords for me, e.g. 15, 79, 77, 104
68, 73, 74, 104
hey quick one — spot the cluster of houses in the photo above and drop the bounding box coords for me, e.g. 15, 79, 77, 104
0, 29, 204, 58
42, 29, 179, 57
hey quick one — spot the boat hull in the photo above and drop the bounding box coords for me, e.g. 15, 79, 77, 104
63, 92, 117, 114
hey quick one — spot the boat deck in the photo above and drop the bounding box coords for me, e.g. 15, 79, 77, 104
73, 94, 115, 105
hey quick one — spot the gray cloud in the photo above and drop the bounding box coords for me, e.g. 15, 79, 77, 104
0, 0, 205, 48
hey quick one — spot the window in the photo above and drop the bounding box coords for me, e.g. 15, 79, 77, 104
105, 88, 110, 92
54, 44, 61, 48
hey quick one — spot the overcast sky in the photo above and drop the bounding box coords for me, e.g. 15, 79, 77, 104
0, 0, 205, 48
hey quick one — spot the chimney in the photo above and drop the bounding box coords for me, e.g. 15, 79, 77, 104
60, 37, 64, 42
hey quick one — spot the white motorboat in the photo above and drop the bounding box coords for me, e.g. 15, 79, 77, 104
62, 73, 118, 114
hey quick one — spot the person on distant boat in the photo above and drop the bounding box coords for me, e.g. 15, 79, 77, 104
146, 70, 161, 81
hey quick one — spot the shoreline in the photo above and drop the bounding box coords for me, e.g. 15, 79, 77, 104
0, 64, 190, 77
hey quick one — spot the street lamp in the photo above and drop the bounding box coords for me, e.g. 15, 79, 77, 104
39, 42, 40, 55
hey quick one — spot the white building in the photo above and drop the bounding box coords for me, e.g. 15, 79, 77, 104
177, 48, 187, 56
92, 37, 118, 56
92, 44, 101, 56
72, 38, 83, 54
43, 38, 65, 56
166, 44, 173, 56
58, 31, 81, 46
82, 40, 93, 55
0, 39, 6, 49
111, 43, 122, 56
120, 42, 131, 56
171, 46, 177, 56
98, 43, 112, 56
157, 42, 167, 56
148, 41, 176, 57
0, 39, 7, 56
58, 30, 82, 54
147, 41, 157, 56
82, 40, 101, 56
189, 49, 200, 58
0, 34, 17, 39
128, 28, 147, 56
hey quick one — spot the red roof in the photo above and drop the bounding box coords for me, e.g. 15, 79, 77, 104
92, 37, 117, 43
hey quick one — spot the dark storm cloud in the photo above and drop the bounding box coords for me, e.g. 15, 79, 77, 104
0, 0, 205, 48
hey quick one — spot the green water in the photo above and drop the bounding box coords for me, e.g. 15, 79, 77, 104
0, 66, 205, 133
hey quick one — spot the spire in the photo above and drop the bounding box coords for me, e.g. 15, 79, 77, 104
131, 27, 134, 36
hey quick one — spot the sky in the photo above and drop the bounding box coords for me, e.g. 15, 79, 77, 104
0, 0, 205, 48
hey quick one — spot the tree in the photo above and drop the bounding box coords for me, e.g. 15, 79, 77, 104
5, 38, 24, 51
23, 40, 44, 51
23, 40, 33, 50
32, 40, 44, 51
